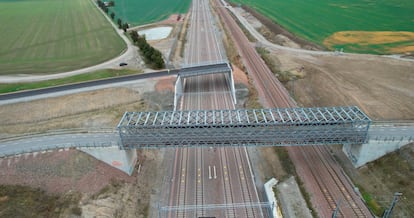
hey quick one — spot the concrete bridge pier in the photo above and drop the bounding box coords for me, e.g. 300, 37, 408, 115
174, 76, 184, 110
343, 138, 413, 168
79, 147, 137, 175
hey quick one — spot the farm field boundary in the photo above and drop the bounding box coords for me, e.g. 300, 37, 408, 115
230, 0, 414, 54
0, 0, 126, 75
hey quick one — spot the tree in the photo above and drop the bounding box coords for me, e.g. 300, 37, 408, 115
109, 0, 115, 6
97, 0, 103, 8
103, 6, 108, 14
130, 31, 139, 43
131, 33, 165, 69
110, 12, 115, 20
117, 18, 122, 29
122, 23, 129, 32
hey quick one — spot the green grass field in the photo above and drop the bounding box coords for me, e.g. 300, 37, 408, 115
0, 0, 126, 75
0, 69, 141, 94
230, 0, 414, 54
110, 0, 190, 26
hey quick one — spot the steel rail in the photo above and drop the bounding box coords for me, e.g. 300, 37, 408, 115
214, 0, 372, 216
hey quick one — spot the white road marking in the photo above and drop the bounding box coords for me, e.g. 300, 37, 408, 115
213, 165, 217, 179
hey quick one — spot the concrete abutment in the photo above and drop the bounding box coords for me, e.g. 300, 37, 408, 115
79, 146, 137, 175
343, 139, 413, 168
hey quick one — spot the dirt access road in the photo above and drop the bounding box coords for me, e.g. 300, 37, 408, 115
231, 4, 414, 217
230, 5, 414, 120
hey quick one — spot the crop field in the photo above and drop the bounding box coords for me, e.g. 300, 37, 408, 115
231, 0, 414, 54
110, 0, 190, 26
0, 0, 125, 75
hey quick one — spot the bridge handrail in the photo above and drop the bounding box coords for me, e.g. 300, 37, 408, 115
0, 142, 117, 158
0, 128, 116, 143
180, 60, 228, 68
371, 120, 414, 127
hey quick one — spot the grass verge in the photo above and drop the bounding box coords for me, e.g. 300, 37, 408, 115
357, 185, 384, 215
0, 69, 142, 94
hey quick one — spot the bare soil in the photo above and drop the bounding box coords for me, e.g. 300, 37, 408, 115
0, 77, 173, 217
239, 5, 323, 51
0, 87, 147, 135
237, 6, 414, 217
274, 50, 414, 120
155, 75, 176, 92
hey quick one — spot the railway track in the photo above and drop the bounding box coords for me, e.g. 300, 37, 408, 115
214, 0, 372, 216
218, 148, 236, 217
166, 0, 263, 217
314, 146, 368, 217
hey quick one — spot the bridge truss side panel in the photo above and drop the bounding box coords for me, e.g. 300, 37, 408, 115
117, 107, 371, 148
118, 122, 370, 149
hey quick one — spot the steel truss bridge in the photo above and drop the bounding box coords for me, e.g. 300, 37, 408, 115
117, 106, 371, 149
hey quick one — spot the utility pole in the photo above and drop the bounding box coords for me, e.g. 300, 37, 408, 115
383, 192, 402, 218
332, 199, 341, 218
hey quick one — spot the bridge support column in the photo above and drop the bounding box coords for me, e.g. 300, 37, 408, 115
228, 64, 237, 104
79, 147, 137, 175
174, 76, 184, 110
343, 139, 413, 168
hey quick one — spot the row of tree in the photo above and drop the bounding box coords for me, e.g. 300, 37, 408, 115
97, 0, 109, 14
117, 18, 129, 32
130, 31, 165, 69
96, 0, 164, 69
96, 0, 128, 32
96, 0, 114, 13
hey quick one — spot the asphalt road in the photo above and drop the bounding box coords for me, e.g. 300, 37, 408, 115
0, 132, 119, 157
0, 62, 231, 104
0, 70, 178, 102
369, 124, 414, 140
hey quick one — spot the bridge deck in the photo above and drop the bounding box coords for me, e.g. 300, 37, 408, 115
117, 106, 371, 148
178, 62, 231, 78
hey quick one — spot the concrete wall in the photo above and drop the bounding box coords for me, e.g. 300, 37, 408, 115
79, 146, 137, 175
174, 76, 183, 110
343, 139, 413, 168
264, 178, 283, 218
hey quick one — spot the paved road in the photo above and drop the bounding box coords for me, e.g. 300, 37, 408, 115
369, 124, 414, 140
0, 132, 119, 157
0, 70, 178, 105
167, 0, 263, 217
0, 62, 234, 105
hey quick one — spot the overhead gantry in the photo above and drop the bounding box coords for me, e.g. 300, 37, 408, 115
117, 106, 371, 149
174, 61, 237, 109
